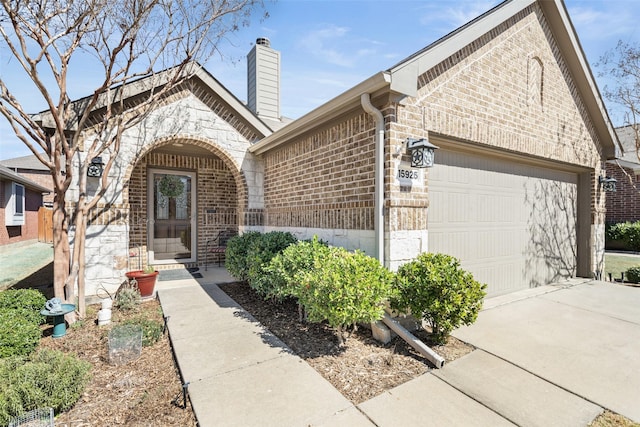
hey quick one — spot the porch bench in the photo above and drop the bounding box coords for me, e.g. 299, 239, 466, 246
205, 230, 237, 270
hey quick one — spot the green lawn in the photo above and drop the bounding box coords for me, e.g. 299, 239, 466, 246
605, 253, 640, 279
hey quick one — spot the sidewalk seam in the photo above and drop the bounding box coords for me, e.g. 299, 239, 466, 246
460, 346, 605, 418
428, 370, 520, 426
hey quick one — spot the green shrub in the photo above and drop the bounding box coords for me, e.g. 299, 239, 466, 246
122, 317, 163, 347
626, 266, 640, 283
115, 283, 141, 311
0, 289, 46, 325
0, 349, 91, 425
391, 253, 487, 345
261, 236, 330, 301
225, 231, 263, 281
297, 247, 394, 345
607, 221, 640, 251
606, 222, 625, 242
246, 231, 298, 295
0, 311, 42, 358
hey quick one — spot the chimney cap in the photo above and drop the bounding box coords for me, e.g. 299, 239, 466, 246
256, 37, 271, 48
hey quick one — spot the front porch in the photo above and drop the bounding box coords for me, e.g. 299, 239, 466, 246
126, 141, 242, 272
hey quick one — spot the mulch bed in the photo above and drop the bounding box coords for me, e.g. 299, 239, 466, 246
34, 281, 474, 424
219, 281, 474, 404
38, 300, 197, 427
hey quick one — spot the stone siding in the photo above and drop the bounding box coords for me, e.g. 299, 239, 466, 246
70, 90, 264, 296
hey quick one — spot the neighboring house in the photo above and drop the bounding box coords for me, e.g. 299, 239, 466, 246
605, 125, 640, 223
0, 154, 55, 206
0, 164, 50, 245
35, 0, 619, 299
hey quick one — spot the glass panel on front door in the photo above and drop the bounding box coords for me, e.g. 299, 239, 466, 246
152, 173, 192, 260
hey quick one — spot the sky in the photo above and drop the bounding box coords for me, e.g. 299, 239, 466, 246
1, 0, 639, 160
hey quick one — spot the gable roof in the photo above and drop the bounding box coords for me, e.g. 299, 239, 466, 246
613, 125, 640, 169
0, 164, 50, 193
251, 0, 619, 160
33, 63, 273, 139
0, 154, 50, 172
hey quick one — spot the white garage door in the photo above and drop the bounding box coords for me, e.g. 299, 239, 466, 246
428, 149, 577, 296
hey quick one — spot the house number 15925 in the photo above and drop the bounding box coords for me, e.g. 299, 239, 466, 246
397, 169, 419, 180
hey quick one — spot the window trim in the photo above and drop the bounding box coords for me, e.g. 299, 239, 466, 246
5, 182, 26, 226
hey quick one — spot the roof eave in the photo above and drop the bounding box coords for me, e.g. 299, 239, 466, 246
250, 72, 393, 155
389, 0, 620, 161
34, 63, 273, 139
389, 0, 537, 96
0, 166, 51, 193
191, 67, 273, 138
538, 0, 620, 160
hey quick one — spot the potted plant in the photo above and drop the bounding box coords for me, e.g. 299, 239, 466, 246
125, 265, 159, 298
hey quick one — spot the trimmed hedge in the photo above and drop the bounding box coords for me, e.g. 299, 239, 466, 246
0, 311, 42, 359
297, 246, 394, 345
0, 289, 46, 358
225, 231, 263, 282
0, 349, 91, 425
626, 266, 640, 283
246, 231, 298, 294
606, 221, 640, 251
392, 253, 486, 345
257, 236, 328, 300
226, 231, 298, 290
0, 289, 46, 325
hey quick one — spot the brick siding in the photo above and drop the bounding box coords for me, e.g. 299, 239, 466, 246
0, 181, 42, 245
126, 151, 239, 267
605, 162, 640, 223
264, 114, 376, 231
261, 3, 605, 269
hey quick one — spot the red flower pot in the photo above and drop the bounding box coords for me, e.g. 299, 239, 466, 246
125, 270, 159, 297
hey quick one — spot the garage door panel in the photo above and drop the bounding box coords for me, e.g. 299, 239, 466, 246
429, 150, 577, 296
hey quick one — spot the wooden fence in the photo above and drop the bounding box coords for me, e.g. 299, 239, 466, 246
38, 207, 53, 243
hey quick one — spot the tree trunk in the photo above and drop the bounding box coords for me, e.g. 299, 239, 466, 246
52, 196, 70, 303
75, 208, 87, 318
52, 195, 76, 324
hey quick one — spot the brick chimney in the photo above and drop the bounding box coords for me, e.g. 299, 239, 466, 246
247, 37, 280, 121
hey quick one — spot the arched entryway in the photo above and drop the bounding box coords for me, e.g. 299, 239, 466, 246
124, 137, 248, 269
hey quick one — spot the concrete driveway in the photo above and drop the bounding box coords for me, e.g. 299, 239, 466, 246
452, 280, 640, 423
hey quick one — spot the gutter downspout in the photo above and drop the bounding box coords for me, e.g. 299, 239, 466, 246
361, 93, 384, 265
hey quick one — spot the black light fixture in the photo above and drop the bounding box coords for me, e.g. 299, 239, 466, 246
406, 138, 439, 168
87, 157, 104, 178
599, 175, 617, 192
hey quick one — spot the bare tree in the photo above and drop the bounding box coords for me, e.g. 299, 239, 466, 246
598, 40, 640, 162
0, 0, 266, 318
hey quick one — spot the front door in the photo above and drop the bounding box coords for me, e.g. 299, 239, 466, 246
148, 169, 196, 264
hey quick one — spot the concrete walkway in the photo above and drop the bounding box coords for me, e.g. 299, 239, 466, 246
157, 270, 373, 427
453, 280, 640, 423
158, 272, 637, 426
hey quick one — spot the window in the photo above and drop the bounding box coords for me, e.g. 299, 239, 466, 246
5, 182, 25, 226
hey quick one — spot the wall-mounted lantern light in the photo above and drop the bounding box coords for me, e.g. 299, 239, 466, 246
87, 157, 104, 178
406, 138, 439, 168
599, 175, 617, 192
